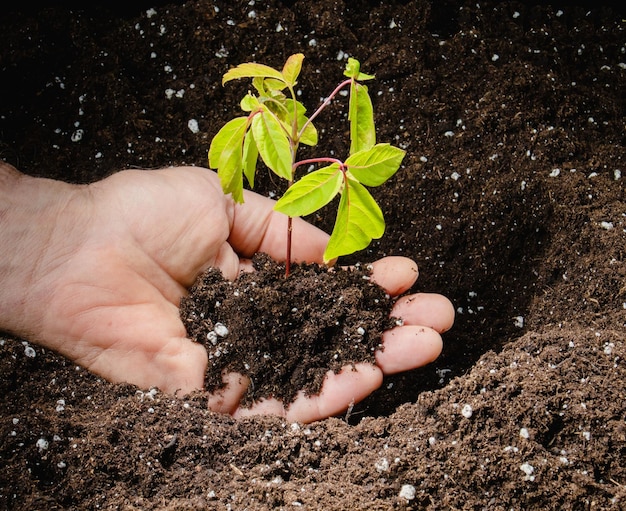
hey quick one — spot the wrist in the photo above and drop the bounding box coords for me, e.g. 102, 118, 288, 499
0, 163, 83, 338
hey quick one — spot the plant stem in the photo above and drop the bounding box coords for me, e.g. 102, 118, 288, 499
285, 215, 293, 277
298, 78, 352, 139
293, 157, 344, 170
284, 84, 300, 278
284, 80, 351, 277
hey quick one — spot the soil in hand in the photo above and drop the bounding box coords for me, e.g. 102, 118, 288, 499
180, 253, 397, 405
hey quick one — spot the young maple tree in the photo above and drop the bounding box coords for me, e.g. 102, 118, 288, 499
209, 53, 405, 275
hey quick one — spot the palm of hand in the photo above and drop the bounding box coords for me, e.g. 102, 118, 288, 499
36, 168, 236, 394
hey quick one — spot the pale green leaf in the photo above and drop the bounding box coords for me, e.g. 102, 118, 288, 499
284, 99, 318, 146
343, 57, 360, 79
242, 130, 258, 188
349, 82, 375, 154
343, 57, 375, 80
274, 99, 299, 138
252, 77, 287, 99
283, 98, 305, 125
345, 143, 405, 187
299, 120, 318, 146
208, 117, 249, 203
324, 178, 384, 262
263, 94, 290, 122
208, 116, 248, 170
281, 53, 304, 86
223, 62, 285, 85
252, 76, 267, 96
264, 78, 288, 91
240, 93, 259, 112
250, 108, 292, 181
218, 161, 244, 204
276, 111, 317, 147
356, 71, 375, 81
274, 164, 342, 217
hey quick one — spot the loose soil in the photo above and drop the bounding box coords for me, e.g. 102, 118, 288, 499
180, 253, 396, 405
1, 0, 625, 509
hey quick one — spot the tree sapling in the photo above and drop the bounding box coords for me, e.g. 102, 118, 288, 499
209, 53, 405, 275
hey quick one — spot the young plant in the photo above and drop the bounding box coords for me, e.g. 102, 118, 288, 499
209, 53, 405, 275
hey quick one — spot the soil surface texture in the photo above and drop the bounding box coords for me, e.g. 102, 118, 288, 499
1, 1, 625, 509
180, 253, 396, 406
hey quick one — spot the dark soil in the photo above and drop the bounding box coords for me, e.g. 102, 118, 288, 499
1, 0, 625, 509
181, 253, 395, 405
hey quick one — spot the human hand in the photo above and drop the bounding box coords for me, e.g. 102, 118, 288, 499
0, 163, 453, 423
227, 257, 454, 422
0, 163, 329, 395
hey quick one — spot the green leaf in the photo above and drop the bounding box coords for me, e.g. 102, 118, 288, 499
251, 76, 267, 96
299, 119, 318, 146
240, 93, 259, 112
250, 108, 292, 181
274, 164, 342, 217
349, 82, 375, 154
263, 78, 288, 92
276, 99, 300, 136
242, 130, 258, 187
344, 58, 360, 79
281, 53, 304, 87
343, 57, 375, 81
324, 178, 384, 262
284, 99, 318, 146
345, 143, 405, 186
218, 161, 244, 204
252, 77, 287, 99
208, 116, 247, 170
208, 117, 249, 203
263, 93, 290, 121
356, 71, 375, 81
223, 62, 285, 85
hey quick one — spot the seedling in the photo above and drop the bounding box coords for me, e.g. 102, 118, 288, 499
209, 53, 405, 276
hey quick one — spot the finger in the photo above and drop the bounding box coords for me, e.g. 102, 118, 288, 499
194, 240, 243, 282
232, 397, 286, 419
238, 257, 254, 273
232, 363, 383, 423
285, 363, 383, 423
0, 161, 22, 180
206, 372, 250, 414
375, 325, 443, 375
157, 339, 209, 395
368, 256, 419, 296
229, 190, 329, 264
392, 293, 455, 333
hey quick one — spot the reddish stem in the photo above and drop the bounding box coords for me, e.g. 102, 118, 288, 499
293, 157, 344, 170
285, 215, 293, 277
284, 78, 352, 277
298, 78, 352, 139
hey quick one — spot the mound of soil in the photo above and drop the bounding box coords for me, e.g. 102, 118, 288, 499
181, 253, 395, 405
1, 0, 625, 509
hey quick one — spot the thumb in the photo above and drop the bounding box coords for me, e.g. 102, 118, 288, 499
229, 190, 330, 263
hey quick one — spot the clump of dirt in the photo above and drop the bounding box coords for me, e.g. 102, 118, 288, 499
180, 253, 396, 405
